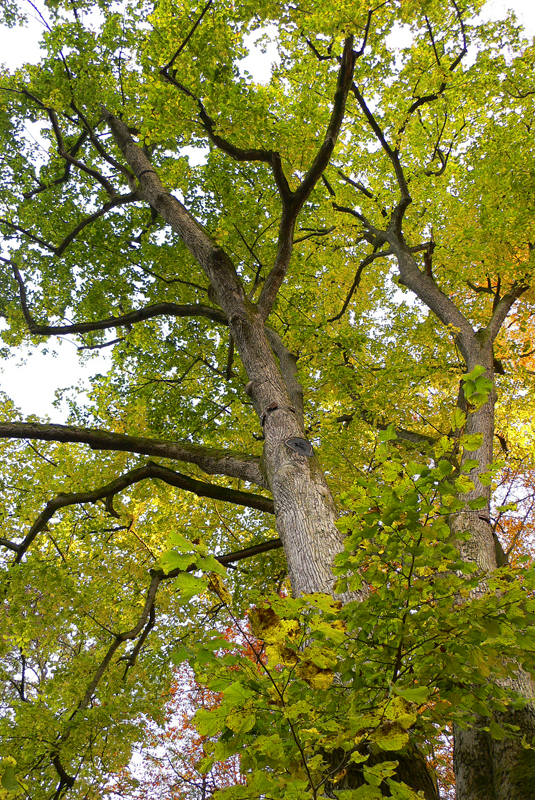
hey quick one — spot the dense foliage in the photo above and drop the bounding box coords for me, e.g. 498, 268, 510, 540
1, 0, 535, 798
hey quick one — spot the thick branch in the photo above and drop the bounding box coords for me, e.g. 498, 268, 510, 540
1, 192, 138, 256
257, 36, 357, 318
264, 327, 304, 420
328, 243, 431, 323
160, 63, 292, 203
388, 242, 476, 361
101, 109, 249, 324
350, 83, 410, 206
54, 192, 140, 256
0, 422, 267, 487
484, 282, 529, 345
293, 36, 356, 209
390, 247, 527, 368
217, 537, 282, 565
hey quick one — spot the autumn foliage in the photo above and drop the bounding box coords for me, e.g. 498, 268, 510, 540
107, 625, 252, 800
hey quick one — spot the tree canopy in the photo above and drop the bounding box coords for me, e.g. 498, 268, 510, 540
1, 1, 535, 798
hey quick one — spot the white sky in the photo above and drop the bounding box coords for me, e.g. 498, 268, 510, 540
0, 1, 533, 419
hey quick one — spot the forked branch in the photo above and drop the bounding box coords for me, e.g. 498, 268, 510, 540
257, 36, 357, 319
2, 460, 273, 564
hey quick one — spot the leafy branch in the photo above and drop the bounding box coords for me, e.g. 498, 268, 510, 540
0, 460, 274, 564
0, 421, 267, 486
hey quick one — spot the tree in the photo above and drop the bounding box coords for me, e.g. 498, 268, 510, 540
0, 0, 535, 798
107, 658, 246, 800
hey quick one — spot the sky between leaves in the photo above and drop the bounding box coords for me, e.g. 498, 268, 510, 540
0, 0, 533, 419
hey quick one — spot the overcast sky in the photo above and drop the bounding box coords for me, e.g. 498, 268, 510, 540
0, 0, 533, 419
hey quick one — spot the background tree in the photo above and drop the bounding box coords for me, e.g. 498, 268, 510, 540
107, 659, 246, 800
0, 0, 535, 798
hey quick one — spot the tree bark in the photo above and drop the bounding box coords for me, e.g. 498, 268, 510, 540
454, 698, 535, 800
388, 242, 535, 799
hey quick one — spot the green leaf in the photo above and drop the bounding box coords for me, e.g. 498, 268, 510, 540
374, 723, 410, 751
455, 475, 475, 494
438, 460, 454, 476
460, 434, 484, 451
174, 572, 206, 603
392, 686, 430, 704
196, 554, 227, 575
468, 497, 488, 510
170, 645, 193, 665
168, 531, 196, 552
488, 719, 507, 740
461, 459, 479, 472
451, 409, 466, 430
160, 550, 197, 572
463, 365, 486, 381
225, 709, 257, 734
1, 766, 19, 793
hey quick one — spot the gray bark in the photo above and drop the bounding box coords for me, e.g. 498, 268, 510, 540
454, 696, 535, 800
101, 107, 358, 601
387, 240, 534, 799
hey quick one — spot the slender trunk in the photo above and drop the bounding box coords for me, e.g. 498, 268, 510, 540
454, 700, 535, 800
451, 349, 535, 800
387, 242, 535, 796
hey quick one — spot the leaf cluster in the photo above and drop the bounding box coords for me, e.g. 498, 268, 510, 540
166, 431, 535, 799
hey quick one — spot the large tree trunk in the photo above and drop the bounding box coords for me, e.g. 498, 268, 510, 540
102, 110, 439, 800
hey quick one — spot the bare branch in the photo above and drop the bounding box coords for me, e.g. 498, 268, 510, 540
293, 226, 336, 245
466, 279, 494, 295
337, 169, 376, 200
49, 527, 283, 792
159, 73, 293, 203
0, 218, 56, 252
350, 82, 409, 197
55, 191, 139, 256
161, 0, 214, 74
328, 248, 392, 323
1, 192, 139, 256
22, 130, 88, 199
13, 87, 121, 197
395, 7, 467, 146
